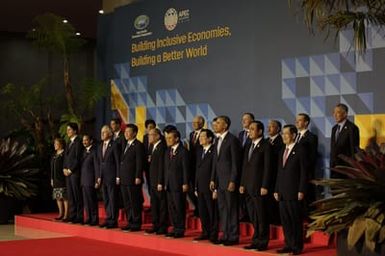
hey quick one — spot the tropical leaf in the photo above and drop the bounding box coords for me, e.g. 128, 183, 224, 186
0, 138, 39, 200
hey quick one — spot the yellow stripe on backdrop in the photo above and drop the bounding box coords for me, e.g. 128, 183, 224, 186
111, 80, 129, 124
135, 106, 146, 142
355, 114, 385, 149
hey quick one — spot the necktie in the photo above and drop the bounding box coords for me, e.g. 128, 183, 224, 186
201, 149, 206, 159
102, 142, 108, 157
283, 147, 290, 166
169, 148, 174, 159
192, 132, 198, 145
242, 131, 248, 146
217, 136, 223, 155
248, 143, 255, 161
124, 142, 130, 154
296, 133, 301, 143
335, 125, 341, 142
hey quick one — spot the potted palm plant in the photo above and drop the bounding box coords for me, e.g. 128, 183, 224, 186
0, 138, 39, 224
307, 145, 385, 255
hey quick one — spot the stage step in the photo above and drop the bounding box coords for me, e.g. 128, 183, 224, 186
15, 213, 333, 256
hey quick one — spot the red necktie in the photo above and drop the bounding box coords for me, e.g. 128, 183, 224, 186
283, 147, 289, 166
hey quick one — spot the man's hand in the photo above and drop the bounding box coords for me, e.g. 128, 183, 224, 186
212, 190, 218, 200
260, 187, 268, 196
50, 179, 53, 187
157, 184, 163, 192
239, 186, 245, 194
116, 177, 120, 185
209, 181, 215, 192
194, 190, 198, 197
227, 182, 235, 192
63, 169, 68, 176
135, 178, 141, 185
182, 184, 189, 193
298, 192, 304, 201
274, 192, 279, 201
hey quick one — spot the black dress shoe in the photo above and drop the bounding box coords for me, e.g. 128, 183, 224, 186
145, 228, 158, 234
243, 244, 257, 250
62, 218, 70, 223
121, 225, 131, 231
292, 250, 302, 255
194, 235, 209, 241
165, 232, 175, 237
256, 246, 268, 251
72, 219, 84, 224
106, 224, 117, 229
54, 215, 63, 220
276, 247, 292, 253
99, 222, 108, 228
130, 227, 141, 232
212, 239, 226, 245
89, 222, 99, 226
156, 229, 167, 235
223, 240, 239, 246
173, 233, 184, 238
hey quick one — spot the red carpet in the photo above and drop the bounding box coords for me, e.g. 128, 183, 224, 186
12, 212, 335, 256
0, 237, 186, 256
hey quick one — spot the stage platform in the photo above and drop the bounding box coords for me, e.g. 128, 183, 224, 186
14, 207, 335, 256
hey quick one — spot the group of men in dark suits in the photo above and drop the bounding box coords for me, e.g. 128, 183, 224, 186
58, 102, 360, 255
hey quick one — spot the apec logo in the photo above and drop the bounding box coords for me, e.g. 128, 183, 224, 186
164, 8, 190, 31
134, 15, 150, 30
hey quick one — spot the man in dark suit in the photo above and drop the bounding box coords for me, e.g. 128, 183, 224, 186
118, 124, 145, 231
238, 113, 254, 148
240, 121, 272, 251
238, 113, 254, 222
274, 124, 307, 255
330, 103, 360, 178
164, 129, 189, 238
96, 125, 120, 229
188, 115, 205, 216
145, 128, 168, 235
210, 116, 242, 246
267, 119, 284, 225
80, 134, 99, 226
295, 113, 318, 205
194, 129, 218, 243
143, 119, 156, 191
110, 118, 125, 150
63, 122, 84, 223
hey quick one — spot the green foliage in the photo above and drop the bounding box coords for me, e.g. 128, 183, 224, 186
308, 147, 385, 252
0, 138, 39, 200
289, 0, 385, 52
59, 113, 82, 140
27, 13, 86, 56
78, 78, 108, 114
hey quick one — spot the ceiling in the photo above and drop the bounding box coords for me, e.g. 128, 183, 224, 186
0, 0, 103, 38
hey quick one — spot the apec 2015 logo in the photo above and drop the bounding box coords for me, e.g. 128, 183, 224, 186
164, 8, 190, 31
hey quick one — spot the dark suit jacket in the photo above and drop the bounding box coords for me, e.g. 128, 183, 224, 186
113, 131, 126, 152
240, 138, 272, 196
211, 132, 242, 190
188, 130, 202, 181
80, 146, 98, 187
96, 140, 120, 185
195, 145, 215, 194
330, 119, 360, 168
63, 136, 83, 175
297, 130, 318, 180
238, 130, 251, 148
275, 144, 307, 201
118, 139, 145, 185
149, 141, 166, 188
269, 135, 284, 191
164, 144, 189, 192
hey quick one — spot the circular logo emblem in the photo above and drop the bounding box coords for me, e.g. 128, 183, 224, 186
134, 15, 150, 30
164, 8, 178, 31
